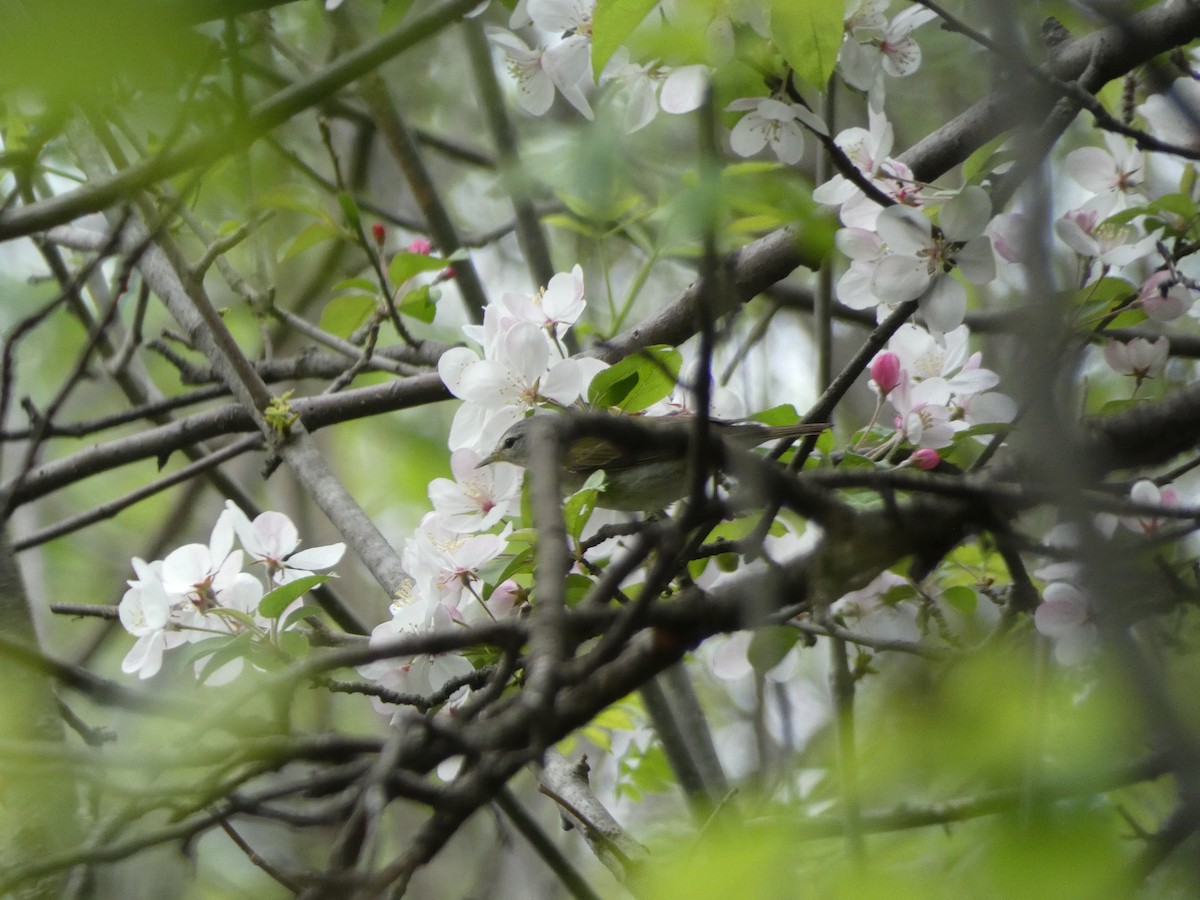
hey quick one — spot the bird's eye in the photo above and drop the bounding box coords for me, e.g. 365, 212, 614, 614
504, 436, 518, 449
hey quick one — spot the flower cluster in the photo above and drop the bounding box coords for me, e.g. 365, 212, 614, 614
438, 264, 608, 453
487, 0, 705, 129
838, 1, 939, 110
834, 185, 997, 336
865, 323, 1015, 456
1033, 479, 1181, 665
812, 106, 925, 229
1055, 121, 1198, 323
118, 503, 344, 681
360, 267, 607, 712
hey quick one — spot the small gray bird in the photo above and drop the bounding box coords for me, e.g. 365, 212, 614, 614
478, 413, 829, 511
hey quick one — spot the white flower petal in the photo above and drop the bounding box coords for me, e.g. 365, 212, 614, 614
287, 543, 346, 572
729, 114, 768, 157
876, 204, 933, 253
871, 253, 930, 303
939, 186, 992, 241
955, 236, 996, 284
920, 277, 967, 333
660, 65, 708, 114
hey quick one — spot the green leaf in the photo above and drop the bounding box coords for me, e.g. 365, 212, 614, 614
961, 134, 1014, 184
388, 250, 451, 286
624, 742, 674, 796
319, 293, 377, 337
208, 607, 259, 631
1099, 398, 1141, 415
488, 546, 537, 591
256, 185, 326, 216
259, 574, 330, 620
942, 585, 978, 617
587, 345, 681, 411
563, 473, 604, 543
398, 284, 438, 324
1147, 192, 1198, 232
283, 221, 340, 260
543, 213, 606, 239
195, 632, 254, 684
770, 0, 843, 90
337, 192, 361, 231
275, 629, 310, 662
592, 0, 659, 79
812, 428, 836, 460
377, 0, 416, 32
837, 451, 879, 469
1181, 163, 1196, 197
748, 626, 798, 672
750, 403, 801, 426
332, 277, 379, 294
564, 573, 596, 607
880, 583, 918, 606
280, 604, 326, 633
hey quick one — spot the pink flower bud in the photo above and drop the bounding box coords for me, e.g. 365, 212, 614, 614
870, 352, 902, 395
407, 238, 433, 255
370, 223, 386, 245
911, 448, 940, 470
488, 579, 526, 618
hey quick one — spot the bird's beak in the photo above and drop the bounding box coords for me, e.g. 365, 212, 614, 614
476, 451, 498, 469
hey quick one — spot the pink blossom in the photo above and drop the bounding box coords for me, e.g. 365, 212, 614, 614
1138, 271, 1193, 321
1034, 582, 1098, 665
224, 502, 345, 585
910, 448, 940, 470
1137, 78, 1200, 151
428, 449, 521, 533
1121, 479, 1178, 535
870, 351, 902, 395
726, 96, 826, 166
888, 376, 961, 449
1055, 206, 1157, 266
868, 186, 997, 335
1102, 336, 1168, 388
1065, 133, 1145, 212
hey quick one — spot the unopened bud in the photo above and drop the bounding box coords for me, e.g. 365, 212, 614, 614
370, 223, 386, 246
407, 238, 433, 255
870, 352, 902, 395
911, 448, 940, 470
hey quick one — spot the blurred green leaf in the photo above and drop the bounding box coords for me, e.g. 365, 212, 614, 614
280, 603, 326, 633
195, 632, 254, 685
748, 626, 798, 672
377, 0, 417, 32
257, 185, 329, 217
770, 0, 843, 90
592, 0, 659, 78
750, 403, 802, 427
941, 584, 978, 616
337, 192, 362, 231
284, 221, 341, 260
0, 0, 206, 105
564, 572, 596, 606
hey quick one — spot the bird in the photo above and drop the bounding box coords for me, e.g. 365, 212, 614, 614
477, 412, 829, 511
